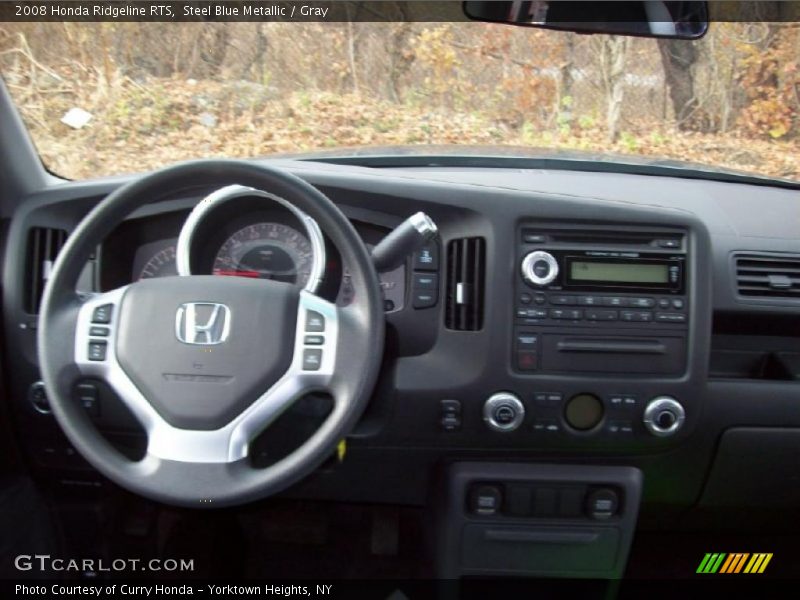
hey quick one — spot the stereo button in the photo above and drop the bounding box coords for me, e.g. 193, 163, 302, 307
524, 234, 547, 244
549, 295, 576, 306
516, 333, 539, 349
550, 309, 582, 320
621, 311, 652, 322
656, 312, 687, 324
516, 351, 538, 371
629, 297, 655, 308
602, 297, 627, 307
586, 309, 618, 321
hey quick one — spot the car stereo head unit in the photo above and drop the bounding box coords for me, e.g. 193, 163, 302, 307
521, 249, 684, 294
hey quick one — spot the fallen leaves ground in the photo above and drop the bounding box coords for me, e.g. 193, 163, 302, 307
14, 77, 800, 182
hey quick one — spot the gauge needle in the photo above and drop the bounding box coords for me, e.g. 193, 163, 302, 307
213, 269, 262, 278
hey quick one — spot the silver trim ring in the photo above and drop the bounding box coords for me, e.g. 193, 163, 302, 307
175, 184, 326, 294
643, 396, 685, 437
521, 250, 559, 287
483, 392, 525, 432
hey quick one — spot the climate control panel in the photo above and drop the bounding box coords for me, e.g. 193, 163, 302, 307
478, 391, 686, 441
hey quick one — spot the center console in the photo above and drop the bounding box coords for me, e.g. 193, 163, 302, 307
436, 462, 642, 579
466, 223, 697, 448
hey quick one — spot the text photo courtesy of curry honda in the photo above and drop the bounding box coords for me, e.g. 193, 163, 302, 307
0, 1, 799, 598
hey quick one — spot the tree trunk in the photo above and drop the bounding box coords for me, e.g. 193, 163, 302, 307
657, 39, 699, 130
599, 37, 630, 143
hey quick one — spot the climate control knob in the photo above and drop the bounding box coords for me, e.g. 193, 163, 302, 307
643, 396, 685, 437
521, 251, 559, 287
483, 392, 525, 432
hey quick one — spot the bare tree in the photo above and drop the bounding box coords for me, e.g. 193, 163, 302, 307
597, 36, 630, 142
657, 39, 700, 130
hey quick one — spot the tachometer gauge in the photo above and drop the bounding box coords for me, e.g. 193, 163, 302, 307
212, 222, 314, 287
138, 245, 177, 279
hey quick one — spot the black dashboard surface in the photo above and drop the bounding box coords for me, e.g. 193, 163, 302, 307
3, 159, 799, 513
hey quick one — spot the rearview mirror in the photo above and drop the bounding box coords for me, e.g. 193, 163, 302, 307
463, 1, 709, 39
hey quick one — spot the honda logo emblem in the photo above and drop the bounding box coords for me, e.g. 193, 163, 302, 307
175, 303, 231, 345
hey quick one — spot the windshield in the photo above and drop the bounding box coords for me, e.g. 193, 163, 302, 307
1, 21, 798, 182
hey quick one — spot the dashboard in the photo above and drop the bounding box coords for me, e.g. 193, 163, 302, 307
3, 158, 800, 522
100, 205, 406, 312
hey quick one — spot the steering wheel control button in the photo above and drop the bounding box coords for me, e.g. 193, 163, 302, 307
643, 396, 686, 437
76, 383, 101, 418
87, 341, 108, 361
564, 393, 604, 431
304, 335, 324, 346
521, 251, 559, 287
89, 326, 110, 337
586, 488, 619, 520
91, 304, 113, 324
302, 349, 323, 371
305, 310, 325, 332
469, 484, 502, 516
483, 392, 525, 432
439, 399, 462, 432
29, 382, 51, 414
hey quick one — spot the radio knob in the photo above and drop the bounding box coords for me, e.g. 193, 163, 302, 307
483, 392, 525, 432
521, 251, 559, 287
643, 396, 685, 437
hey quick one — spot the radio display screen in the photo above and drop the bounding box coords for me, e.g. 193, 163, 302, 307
570, 261, 669, 284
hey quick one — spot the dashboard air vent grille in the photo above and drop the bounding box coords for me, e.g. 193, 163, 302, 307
25, 227, 68, 314
445, 237, 485, 331
735, 253, 800, 300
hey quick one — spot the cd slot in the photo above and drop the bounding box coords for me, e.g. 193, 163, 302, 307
541, 334, 686, 375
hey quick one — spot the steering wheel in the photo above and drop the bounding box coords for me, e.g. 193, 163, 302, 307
37, 160, 385, 507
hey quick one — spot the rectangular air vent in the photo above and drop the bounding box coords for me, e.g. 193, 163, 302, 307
445, 237, 485, 331
25, 227, 68, 314
735, 253, 800, 300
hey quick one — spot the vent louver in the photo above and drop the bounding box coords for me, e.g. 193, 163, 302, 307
445, 237, 485, 331
735, 253, 800, 300
25, 227, 68, 314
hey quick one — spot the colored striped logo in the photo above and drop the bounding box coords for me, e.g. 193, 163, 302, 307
696, 553, 773, 574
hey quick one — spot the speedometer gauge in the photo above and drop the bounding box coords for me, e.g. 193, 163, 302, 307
138, 245, 177, 280
212, 222, 314, 287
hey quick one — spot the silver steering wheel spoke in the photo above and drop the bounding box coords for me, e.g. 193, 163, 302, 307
75, 287, 342, 464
